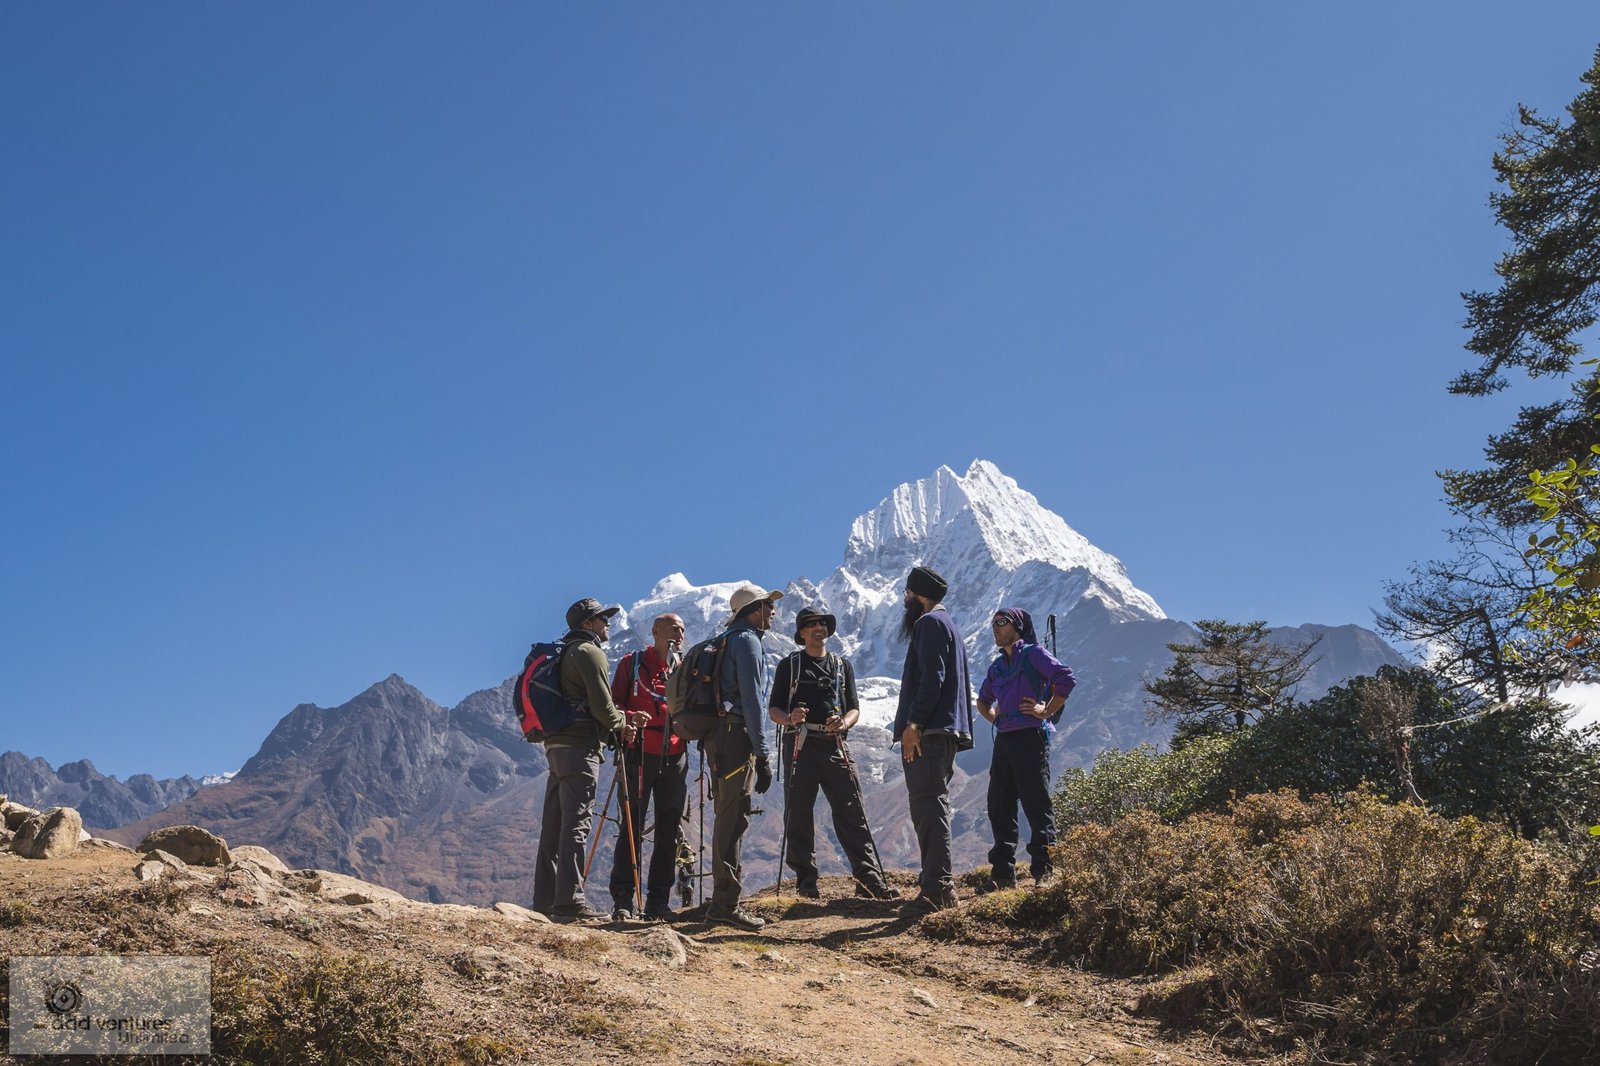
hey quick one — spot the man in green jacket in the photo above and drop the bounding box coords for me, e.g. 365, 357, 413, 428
533, 597, 627, 922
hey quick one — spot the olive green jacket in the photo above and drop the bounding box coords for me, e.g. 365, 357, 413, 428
547, 630, 625, 751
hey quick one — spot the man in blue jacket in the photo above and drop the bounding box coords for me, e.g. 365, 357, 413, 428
706, 583, 779, 931
976, 607, 1075, 892
892, 565, 974, 916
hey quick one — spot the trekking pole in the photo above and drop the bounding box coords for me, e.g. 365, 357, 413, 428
774, 726, 789, 898
614, 743, 642, 916
835, 731, 887, 888
583, 761, 620, 884
633, 727, 648, 915
1049, 613, 1057, 657
696, 747, 706, 906
774, 720, 806, 896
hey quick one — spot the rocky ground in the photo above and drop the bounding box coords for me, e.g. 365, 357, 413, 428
0, 793, 1260, 1056
0, 802, 1255, 1065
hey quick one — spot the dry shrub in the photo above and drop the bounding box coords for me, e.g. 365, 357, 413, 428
211, 947, 436, 1065
1002, 791, 1600, 1063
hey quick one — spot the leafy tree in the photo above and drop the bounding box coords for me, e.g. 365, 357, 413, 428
1444, 46, 1600, 524
1378, 48, 1600, 693
1144, 619, 1319, 737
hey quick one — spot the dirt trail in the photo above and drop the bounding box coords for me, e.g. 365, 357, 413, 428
0, 852, 1240, 1065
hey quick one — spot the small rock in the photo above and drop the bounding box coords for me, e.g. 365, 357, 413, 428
137, 825, 231, 866
911, 988, 938, 1009
14, 807, 84, 860
81, 838, 133, 851
493, 901, 553, 924
186, 903, 217, 916
732, 959, 752, 970
634, 926, 689, 969
134, 860, 165, 883
230, 845, 290, 876
454, 947, 535, 980
756, 950, 790, 967
310, 871, 410, 906
150, 849, 189, 872
804, 979, 827, 990
219, 863, 280, 907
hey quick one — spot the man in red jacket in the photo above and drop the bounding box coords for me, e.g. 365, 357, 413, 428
607, 613, 689, 920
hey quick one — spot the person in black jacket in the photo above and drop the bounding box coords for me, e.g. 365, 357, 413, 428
891, 565, 974, 915
767, 607, 898, 901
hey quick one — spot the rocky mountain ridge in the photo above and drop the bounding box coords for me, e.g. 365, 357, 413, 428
0, 751, 205, 829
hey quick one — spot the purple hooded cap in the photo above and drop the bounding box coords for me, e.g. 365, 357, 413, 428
993, 607, 1038, 646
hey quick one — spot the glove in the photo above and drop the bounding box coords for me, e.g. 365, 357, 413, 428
754, 756, 773, 795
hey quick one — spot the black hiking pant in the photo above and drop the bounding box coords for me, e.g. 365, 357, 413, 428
986, 727, 1056, 880
607, 741, 688, 910
782, 730, 885, 890
903, 733, 957, 897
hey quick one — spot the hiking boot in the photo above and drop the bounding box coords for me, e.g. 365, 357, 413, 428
643, 900, 677, 922
706, 905, 767, 931
898, 889, 958, 918
611, 905, 637, 922
975, 876, 1017, 896
1032, 867, 1057, 889
855, 879, 901, 901
550, 902, 607, 923
795, 880, 821, 900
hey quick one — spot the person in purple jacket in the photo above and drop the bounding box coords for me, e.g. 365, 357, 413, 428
976, 607, 1076, 892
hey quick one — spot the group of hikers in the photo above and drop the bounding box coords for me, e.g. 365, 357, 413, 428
520, 564, 1077, 931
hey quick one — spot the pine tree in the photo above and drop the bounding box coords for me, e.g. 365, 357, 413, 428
1144, 619, 1320, 737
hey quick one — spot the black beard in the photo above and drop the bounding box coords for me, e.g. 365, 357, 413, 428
899, 600, 925, 640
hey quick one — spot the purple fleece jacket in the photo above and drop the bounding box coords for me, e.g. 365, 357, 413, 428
979, 642, 1076, 733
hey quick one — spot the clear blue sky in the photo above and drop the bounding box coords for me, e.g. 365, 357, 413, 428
4, 4, 1598, 778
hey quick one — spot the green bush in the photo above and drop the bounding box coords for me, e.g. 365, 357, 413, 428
1054, 734, 1235, 827
1059, 668, 1600, 840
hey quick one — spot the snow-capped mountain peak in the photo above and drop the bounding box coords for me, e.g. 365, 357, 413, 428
611, 460, 1163, 676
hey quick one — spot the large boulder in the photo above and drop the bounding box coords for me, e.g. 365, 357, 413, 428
136, 825, 231, 866
2, 801, 40, 831
13, 807, 85, 860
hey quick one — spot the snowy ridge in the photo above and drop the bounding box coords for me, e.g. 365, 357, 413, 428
611, 460, 1164, 678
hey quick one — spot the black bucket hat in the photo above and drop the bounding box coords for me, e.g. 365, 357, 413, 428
566, 597, 621, 630
793, 607, 837, 644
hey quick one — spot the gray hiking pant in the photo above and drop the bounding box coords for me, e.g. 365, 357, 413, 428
706, 717, 755, 910
532, 743, 600, 913
903, 733, 957, 896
